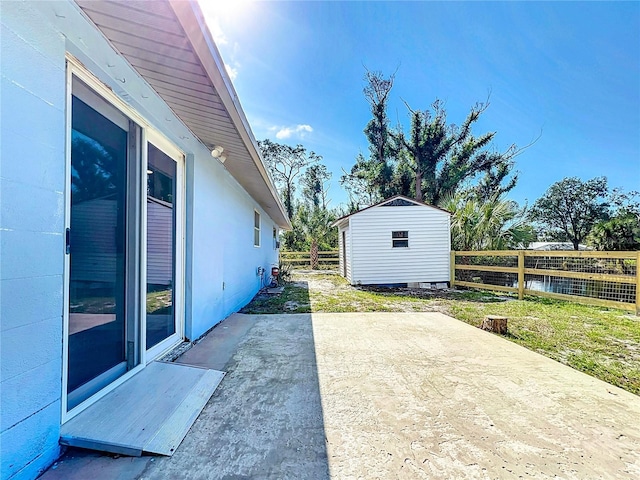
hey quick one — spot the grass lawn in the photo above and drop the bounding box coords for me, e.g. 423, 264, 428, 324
241, 270, 640, 395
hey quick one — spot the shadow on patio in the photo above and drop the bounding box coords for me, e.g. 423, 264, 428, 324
43, 282, 330, 479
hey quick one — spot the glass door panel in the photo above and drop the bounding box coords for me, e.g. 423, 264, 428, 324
67, 90, 129, 409
145, 144, 177, 350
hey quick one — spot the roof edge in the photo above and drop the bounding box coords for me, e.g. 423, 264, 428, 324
167, 0, 291, 230
331, 195, 451, 227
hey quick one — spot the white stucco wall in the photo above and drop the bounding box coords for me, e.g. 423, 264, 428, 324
349, 204, 451, 285
187, 153, 280, 340
0, 1, 281, 478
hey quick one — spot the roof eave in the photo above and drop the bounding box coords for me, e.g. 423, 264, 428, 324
332, 195, 451, 225
168, 0, 291, 230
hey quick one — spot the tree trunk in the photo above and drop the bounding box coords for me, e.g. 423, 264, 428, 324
310, 240, 319, 270
285, 185, 293, 219
572, 238, 579, 250
481, 315, 508, 334
415, 169, 423, 202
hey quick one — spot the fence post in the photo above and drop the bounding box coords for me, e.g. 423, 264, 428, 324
636, 251, 640, 315
450, 251, 456, 288
518, 251, 525, 300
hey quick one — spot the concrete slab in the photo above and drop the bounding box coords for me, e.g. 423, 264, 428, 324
311, 313, 640, 479
176, 313, 259, 371
42, 312, 640, 479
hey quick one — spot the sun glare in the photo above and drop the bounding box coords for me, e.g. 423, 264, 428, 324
199, 0, 254, 21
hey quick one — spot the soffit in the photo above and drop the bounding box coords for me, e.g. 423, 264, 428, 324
75, 0, 290, 229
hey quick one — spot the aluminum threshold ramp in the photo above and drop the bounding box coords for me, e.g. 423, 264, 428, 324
60, 361, 225, 456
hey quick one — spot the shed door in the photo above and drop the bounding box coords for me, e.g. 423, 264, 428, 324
342, 230, 347, 277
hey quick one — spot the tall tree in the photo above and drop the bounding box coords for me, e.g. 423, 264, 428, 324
351, 70, 528, 207
530, 177, 610, 250
298, 164, 335, 268
394, 99, 521, 205
588, 188, 640, 251
339, 153, 383, 211
362, 69, 395, 198
588, 214, 640, 251
394, 100, 450, 202
258, 139, 320, 219
301, 164, 331, 210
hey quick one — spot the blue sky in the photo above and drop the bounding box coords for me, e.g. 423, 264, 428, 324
202, 1, 640, 210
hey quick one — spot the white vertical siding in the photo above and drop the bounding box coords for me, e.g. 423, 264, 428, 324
345, 225, 352, 282
338, 228, 344, 277
338, 224, 352, 282
350, 205, 450, 285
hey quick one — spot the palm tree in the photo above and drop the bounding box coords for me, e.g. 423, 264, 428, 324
441, 193, 534, 251
296, 205, 333, 269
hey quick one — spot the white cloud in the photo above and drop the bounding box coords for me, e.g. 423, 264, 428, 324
224, 62, 238, 81
207, 16, 228, 46
275, 124, 313, 140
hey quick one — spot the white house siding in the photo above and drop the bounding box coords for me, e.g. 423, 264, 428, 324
71, 200, 117, 284
349, 205, 450, 285
0, 2, 281, 479
146, 199, 173, 286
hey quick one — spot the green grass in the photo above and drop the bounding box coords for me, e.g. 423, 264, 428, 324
241, 271, 640, 395
146, 289, 172, 314
448, 297, 640, 394
240, 284, 312, 314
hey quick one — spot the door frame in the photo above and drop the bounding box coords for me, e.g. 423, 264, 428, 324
143, 129, 186, 362
342, 230, 347, 277
62, 55, 185, 423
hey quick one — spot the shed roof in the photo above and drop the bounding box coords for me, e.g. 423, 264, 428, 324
332, 195, 451, 228
74, 0, 291, 229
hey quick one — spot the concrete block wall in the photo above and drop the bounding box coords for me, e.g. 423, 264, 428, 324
1, 2, 67, 479
1, 1, 281, 478
187, 140, 280, 340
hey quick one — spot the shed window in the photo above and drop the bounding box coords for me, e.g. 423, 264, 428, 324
254, 211, 261, 247
392, 230, 408, 248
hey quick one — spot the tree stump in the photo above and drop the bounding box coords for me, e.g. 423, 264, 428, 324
481, 315, 508, 334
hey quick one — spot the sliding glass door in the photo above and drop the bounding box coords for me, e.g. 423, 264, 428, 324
145, 143, 178, 351
67, 77, 137, 410
65, 61, 184, 415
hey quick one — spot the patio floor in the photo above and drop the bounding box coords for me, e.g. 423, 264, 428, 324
42, 312, 640, 479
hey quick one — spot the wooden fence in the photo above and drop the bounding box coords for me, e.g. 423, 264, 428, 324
280, 251, 339, 269
451, 250, 640, 314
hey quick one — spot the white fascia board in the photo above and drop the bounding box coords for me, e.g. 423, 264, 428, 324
168, 0, 291, 230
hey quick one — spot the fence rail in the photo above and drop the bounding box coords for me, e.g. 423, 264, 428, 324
451, 250, 640, 314
280, 251, 339, 269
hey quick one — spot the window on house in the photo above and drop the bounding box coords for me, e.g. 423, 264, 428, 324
392, 230, 409, 248
254, 211, 261, 247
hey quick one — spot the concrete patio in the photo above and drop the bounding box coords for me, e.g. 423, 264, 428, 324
41, 312, 640, 479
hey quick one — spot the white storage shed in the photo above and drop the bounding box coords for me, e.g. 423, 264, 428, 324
333, 195, 451, 286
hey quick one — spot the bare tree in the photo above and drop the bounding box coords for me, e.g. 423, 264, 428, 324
258, 139, 319, 219
363, 68, 396, 198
